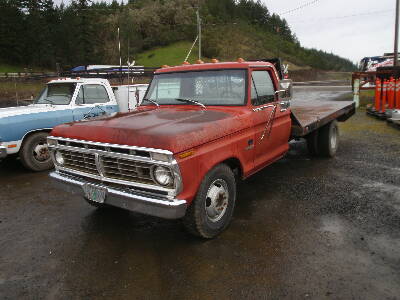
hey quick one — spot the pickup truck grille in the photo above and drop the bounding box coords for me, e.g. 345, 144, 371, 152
48, 137, 181, 196
102, 157, 153, 184
58, 149, 154, 185
59, 150, 98, 175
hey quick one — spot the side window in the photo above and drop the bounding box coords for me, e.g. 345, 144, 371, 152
76, 85, 110, 105
251, 70, 276, 106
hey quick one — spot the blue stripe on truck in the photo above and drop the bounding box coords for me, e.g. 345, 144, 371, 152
0, 105, 119, 143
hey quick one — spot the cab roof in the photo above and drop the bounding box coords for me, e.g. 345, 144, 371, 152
47, 78, 109, 84
155, 61, 277, 74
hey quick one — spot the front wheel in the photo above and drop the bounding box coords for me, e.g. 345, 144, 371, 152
183, 164, 236, 239
19, 132, 53, 171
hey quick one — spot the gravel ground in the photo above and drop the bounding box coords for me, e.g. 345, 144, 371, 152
0, 88, 399, 299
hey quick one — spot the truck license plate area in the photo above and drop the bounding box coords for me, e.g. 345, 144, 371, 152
83, 184, 107, 203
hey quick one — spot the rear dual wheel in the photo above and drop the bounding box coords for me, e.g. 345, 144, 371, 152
306, 120, 339, 158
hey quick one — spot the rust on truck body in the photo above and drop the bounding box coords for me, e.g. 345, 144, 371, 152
49, 60, 354, 221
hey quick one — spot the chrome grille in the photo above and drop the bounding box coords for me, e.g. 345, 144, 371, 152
102, 157, 154, 185
59, 150, 98, 175
48, 137, 182, 196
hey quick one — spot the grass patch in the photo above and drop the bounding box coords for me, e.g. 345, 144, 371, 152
0, 80, 45, 101
136, 42, 200, 67
0, 63, 26, 73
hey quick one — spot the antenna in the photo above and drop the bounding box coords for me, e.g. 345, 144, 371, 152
118, 27, 122, 83
196, 9, 202, 60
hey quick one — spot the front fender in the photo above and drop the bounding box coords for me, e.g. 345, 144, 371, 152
175, 134, 250, 205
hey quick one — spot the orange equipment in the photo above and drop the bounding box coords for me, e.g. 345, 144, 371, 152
381, 80, 387, 112
396, 78, 400, 109
388, 77, 395, 109
375, 78, 382, 111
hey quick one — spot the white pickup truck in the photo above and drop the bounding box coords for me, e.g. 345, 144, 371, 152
0, 78, 148, 171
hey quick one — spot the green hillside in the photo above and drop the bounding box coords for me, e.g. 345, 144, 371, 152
136, 42, 200, 67
0, 0, 356, 72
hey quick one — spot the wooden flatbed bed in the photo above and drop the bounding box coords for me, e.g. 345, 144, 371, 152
290, 94, 355, 137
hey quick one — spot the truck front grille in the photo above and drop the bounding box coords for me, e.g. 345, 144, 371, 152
48, 137, 181, 196
59, 150, 98, 175
102, 157, 153, 185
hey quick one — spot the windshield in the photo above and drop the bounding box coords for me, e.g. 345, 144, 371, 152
35, 83, 76, 105
144, 69, 247, 106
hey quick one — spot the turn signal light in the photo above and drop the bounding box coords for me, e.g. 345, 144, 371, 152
196, 60, 204, 64
237, 58, 245, 63
161, 65, 170, 68
182, 61, 190, 65
178, 150, 195, 159
211, 59, 219, 63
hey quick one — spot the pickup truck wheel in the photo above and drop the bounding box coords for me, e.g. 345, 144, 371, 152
183, 164, 236, 239
318, 120, 339, 157
19, 132, 53, 172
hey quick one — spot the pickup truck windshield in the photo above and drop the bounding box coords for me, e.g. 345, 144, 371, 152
35, 83, 76, 105
145, 69, 246, 106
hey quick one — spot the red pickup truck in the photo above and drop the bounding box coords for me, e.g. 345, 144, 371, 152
48, 59, 355, 238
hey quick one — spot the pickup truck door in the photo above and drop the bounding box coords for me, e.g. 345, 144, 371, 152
250, 69, 291, 169
73, 84, 118, 121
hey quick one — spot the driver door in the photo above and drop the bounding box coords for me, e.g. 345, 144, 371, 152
73, 84, 116, 121
251, 69, 291, 170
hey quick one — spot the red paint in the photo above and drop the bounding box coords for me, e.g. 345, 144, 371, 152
50, 61, 294, 203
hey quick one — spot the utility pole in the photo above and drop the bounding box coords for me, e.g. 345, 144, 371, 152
118, 27, 123, 83
395, 0, 400, 66
196, 9, 202, 60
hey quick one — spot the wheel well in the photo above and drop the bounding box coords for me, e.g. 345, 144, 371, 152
222, 157, 243, 180
22, 129, 52, 144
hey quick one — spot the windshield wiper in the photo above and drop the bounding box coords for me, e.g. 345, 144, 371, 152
175, 98, 206, 109
142, 98, 159, 108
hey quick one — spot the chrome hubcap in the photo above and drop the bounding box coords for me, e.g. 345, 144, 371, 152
205, 179, 229, 222
33, 142, 50, 162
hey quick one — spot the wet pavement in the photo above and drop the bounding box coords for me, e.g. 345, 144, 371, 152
1, 87, 400, 299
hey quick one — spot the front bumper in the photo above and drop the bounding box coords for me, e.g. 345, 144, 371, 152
0, 146, 7, 159
50, 171, 188, 219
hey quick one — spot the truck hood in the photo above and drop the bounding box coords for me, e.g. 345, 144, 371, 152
0, 104, 56, 118
51, 107, 250, 153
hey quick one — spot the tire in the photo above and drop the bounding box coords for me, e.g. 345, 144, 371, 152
317, 120, 339, 157
19, 132, 54, 171
306, 130, 319, 156
183, 164, 236, 239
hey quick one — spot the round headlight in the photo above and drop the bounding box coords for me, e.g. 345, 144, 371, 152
55, 151, 64, 166
153, 166, 173, 186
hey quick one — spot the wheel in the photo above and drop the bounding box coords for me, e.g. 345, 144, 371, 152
19, 132, 53, 171
306, 130, 319, 156
183, 164, 236, 239
317, 120, 339, 157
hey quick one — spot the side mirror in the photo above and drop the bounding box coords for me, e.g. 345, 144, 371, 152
274, 89, 286, 95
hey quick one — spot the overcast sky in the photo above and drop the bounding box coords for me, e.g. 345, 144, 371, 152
55, 0, 397, 63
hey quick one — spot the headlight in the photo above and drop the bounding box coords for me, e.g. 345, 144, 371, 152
55, 151, 64, 165
153, 166, 173, 186
47, 138, 58, 147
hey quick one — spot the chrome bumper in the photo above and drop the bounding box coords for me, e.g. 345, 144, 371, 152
0, 146, 7, 159
50, 171, 187, 219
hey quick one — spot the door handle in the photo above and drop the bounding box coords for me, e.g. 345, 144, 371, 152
253, 104, 275, 112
